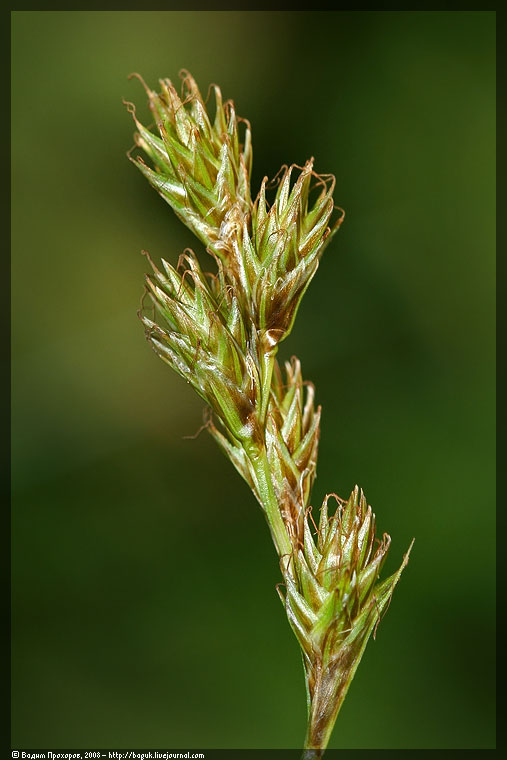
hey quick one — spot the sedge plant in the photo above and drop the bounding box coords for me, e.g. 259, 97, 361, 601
126, 70, 413, 756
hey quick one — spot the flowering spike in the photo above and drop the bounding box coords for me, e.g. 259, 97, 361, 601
128, 72, 412, 756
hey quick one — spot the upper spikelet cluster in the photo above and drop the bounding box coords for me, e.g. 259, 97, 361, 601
127, 71, 344, 350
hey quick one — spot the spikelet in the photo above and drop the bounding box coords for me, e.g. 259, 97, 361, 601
250, 162, 344, 346
127, 70, 252, 259
281, 488, 414, 752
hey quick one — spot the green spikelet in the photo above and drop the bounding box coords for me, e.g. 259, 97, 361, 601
285, 488, 414, 754
127, 70, 252, 257
128, 70, 412, 756
251, 162, 343, 345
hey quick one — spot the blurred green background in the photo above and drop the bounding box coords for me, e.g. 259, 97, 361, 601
11, 10, 495, 750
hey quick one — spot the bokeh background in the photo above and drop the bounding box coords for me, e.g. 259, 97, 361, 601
11, 10, 495, 750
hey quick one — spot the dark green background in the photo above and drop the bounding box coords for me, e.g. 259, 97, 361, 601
11, 10, 495, 750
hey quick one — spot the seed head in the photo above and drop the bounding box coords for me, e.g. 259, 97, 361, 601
128, 71, 412, 756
